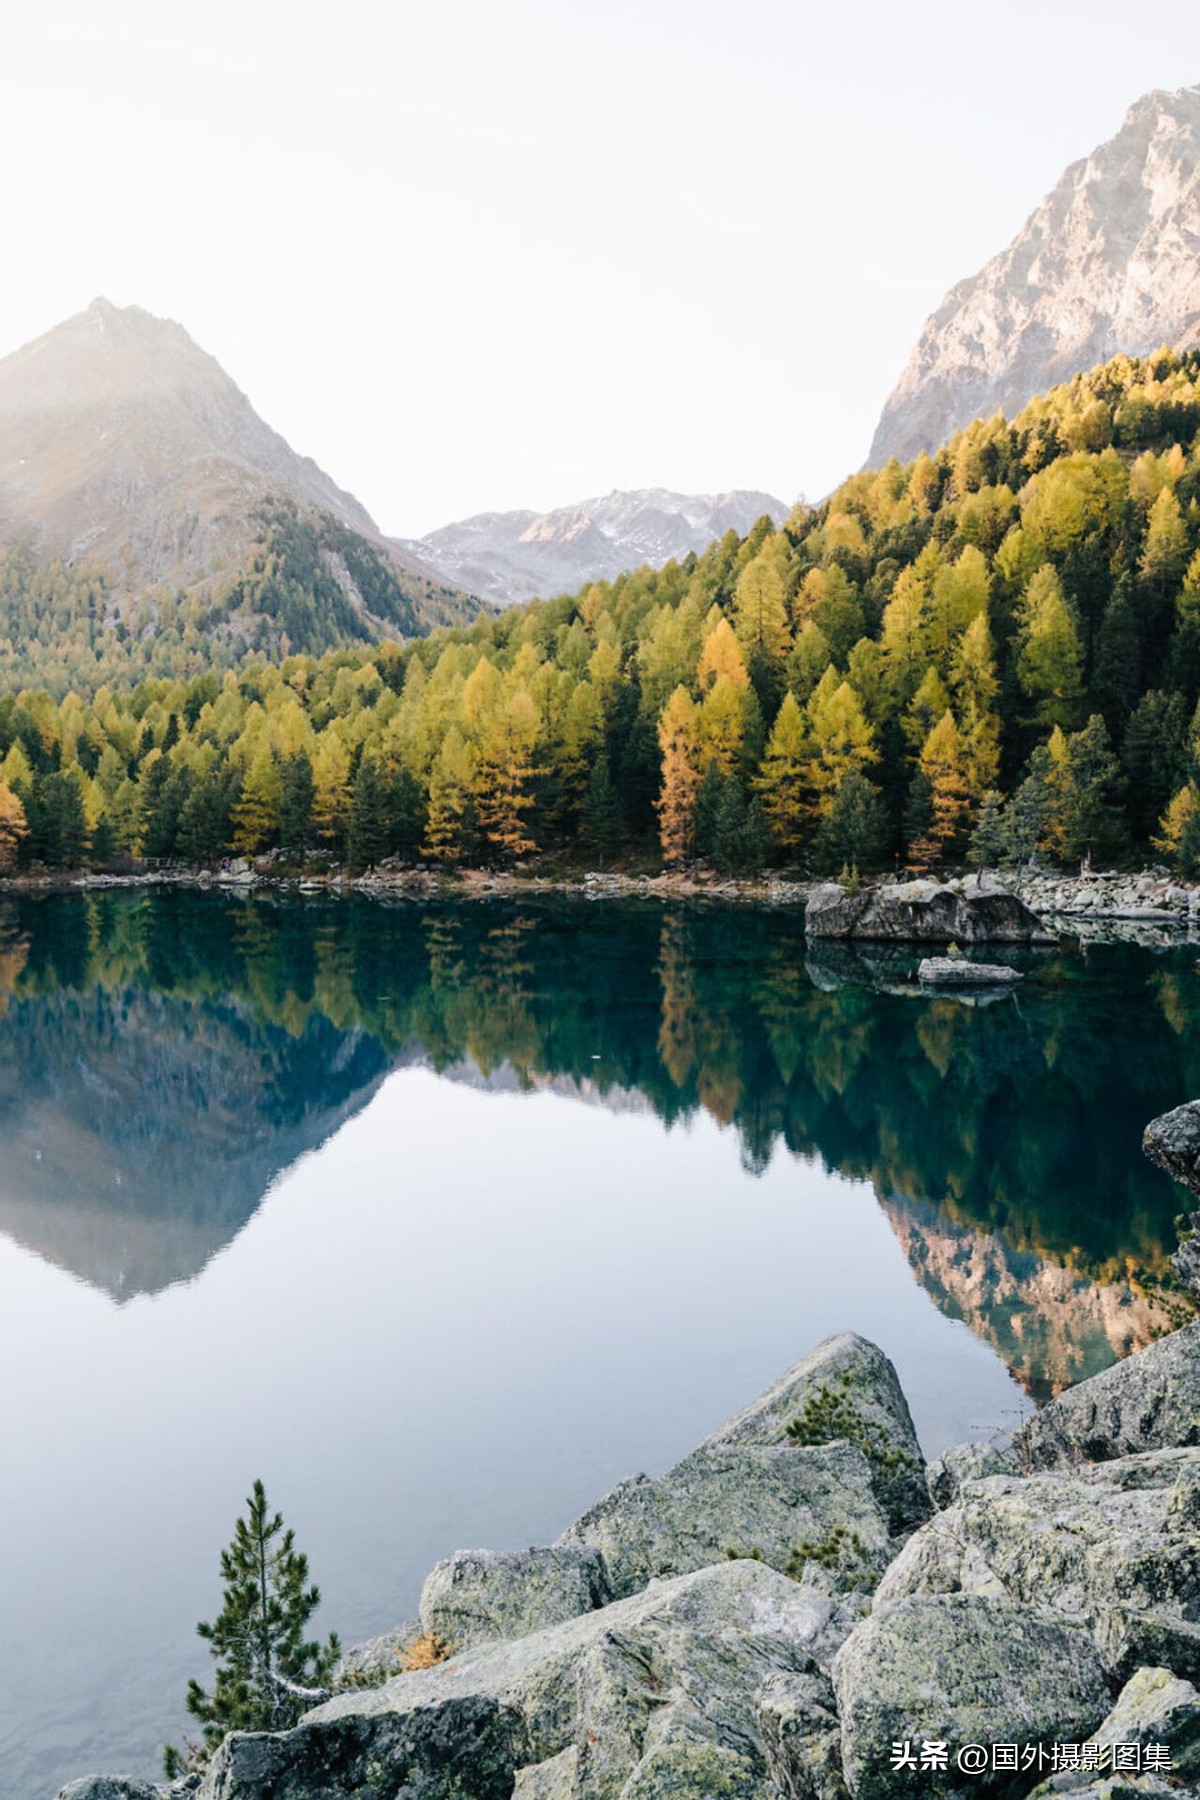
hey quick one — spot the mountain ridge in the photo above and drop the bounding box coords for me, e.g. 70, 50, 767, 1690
398, 485, 788, 607
0, 298, 476, 660
869, 84, 1200, 467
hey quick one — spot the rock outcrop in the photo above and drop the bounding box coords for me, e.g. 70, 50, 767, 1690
1014, 1321, 1200, 1467
694, 1330, 932, 1535
804, 879, 1050, 946
59, 1323, 1200, 1800
868, 86, 1200, 468
875, 1449, 1200, 1682
418, 1547, 611, 1651
1143, 1101, 1200, 1193
834, 1595, 1109, 1799
288, 1562, 834, 1800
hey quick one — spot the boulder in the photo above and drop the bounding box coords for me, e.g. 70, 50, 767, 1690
285, 1562, 841, 1799
1085, 1665, 1200, 1782
917, 957, 1022, 986
555, 1440, 892, 1607
698, 1332, 932, 1535
927, 1440, 1019, 1509
335, 1620, 421, 1683
804, 878, 1050, 945
1014, 1324, 1200, 1467
874, 1450, 1200, 1683
418, 1546, 610, 1650
55, 1784, 165, 1800
511, 1748, 577, 1797
1142, 1101, 1200, 1193
833, 1594, 1109, 1800
196, 1698, 516, 1799
756, 1669, 850, 1799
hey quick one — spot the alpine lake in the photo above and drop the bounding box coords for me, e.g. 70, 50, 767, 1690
1, 887, 1197, 1800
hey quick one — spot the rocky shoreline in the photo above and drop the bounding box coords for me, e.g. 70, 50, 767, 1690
58, 1325, 1200, 1800
7, 862, 1200, 934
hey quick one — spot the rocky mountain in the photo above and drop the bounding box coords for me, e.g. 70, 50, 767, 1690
869, 84, 1200, 467
0, 298, 476, 654
398, 486, 788, 607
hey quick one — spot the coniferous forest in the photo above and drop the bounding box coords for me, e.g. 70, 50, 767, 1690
7, 350, 1200, 876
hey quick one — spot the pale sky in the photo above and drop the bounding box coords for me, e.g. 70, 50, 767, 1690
2, 1, 1199, 536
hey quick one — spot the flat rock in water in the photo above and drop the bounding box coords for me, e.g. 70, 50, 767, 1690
918, 956, 1022, 986
1014, 1322, 1200, 1467
804, 878, 1050, 944
833, 1594, 1109, 1800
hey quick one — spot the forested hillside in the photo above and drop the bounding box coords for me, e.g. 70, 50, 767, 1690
5, 347, 1200, 875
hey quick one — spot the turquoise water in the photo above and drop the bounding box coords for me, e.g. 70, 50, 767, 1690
0, 891, 1194, 1798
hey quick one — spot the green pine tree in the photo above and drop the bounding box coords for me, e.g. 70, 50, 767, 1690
581, 756, 620, 864
167, 1480, 340, 1773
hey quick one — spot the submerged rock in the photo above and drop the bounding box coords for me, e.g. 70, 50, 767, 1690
833, 1594, 1109, 1800
917, 956, 1022, 986
418, 1546, 610, 1650
804, 878, 1050, 945
1014, 1323, 1200, 1467
874, 1449, 1200, 1683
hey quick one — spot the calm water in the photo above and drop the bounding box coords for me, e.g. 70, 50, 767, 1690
1, 890, 1196, 1799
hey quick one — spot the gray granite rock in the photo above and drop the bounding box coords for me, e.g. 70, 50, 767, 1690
918, 957, 1023, 986
1142, 1101, 1200, 1194
294, 1561, 838, 1796
335, 1620, 421, 1682
805, 879, 1050, 945
875, 1450, 1200, 1683
1014, 1325, 1200, 1468
699, 1331, 932, 1535
756, 1669, 849, 1799
1088, 1665, 1200, 1780
556, 1440, 891, 1605
195, 1698, 515, 1799
834, 1595, 1110, 1800
418, 1546, 610, 1650
927, 1440, 1019, 1508
510, 1747, 578, 1797
55, 1783, 166, 1800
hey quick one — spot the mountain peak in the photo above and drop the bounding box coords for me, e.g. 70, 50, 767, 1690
868, 85, 1200, 466
400, 486, 787, 607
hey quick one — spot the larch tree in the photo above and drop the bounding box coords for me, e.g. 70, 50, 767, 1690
229, 747, 282, 855
755, 690, 809, 854
423, 727, 476, 863
0, 782, 27, 870
656, 685, 701, 868
804, 670, 877, 822
914, 710, 970, 866
1016, 566, 1084, 732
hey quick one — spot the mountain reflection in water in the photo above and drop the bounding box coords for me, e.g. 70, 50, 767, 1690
0, 888, 1193, 1392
